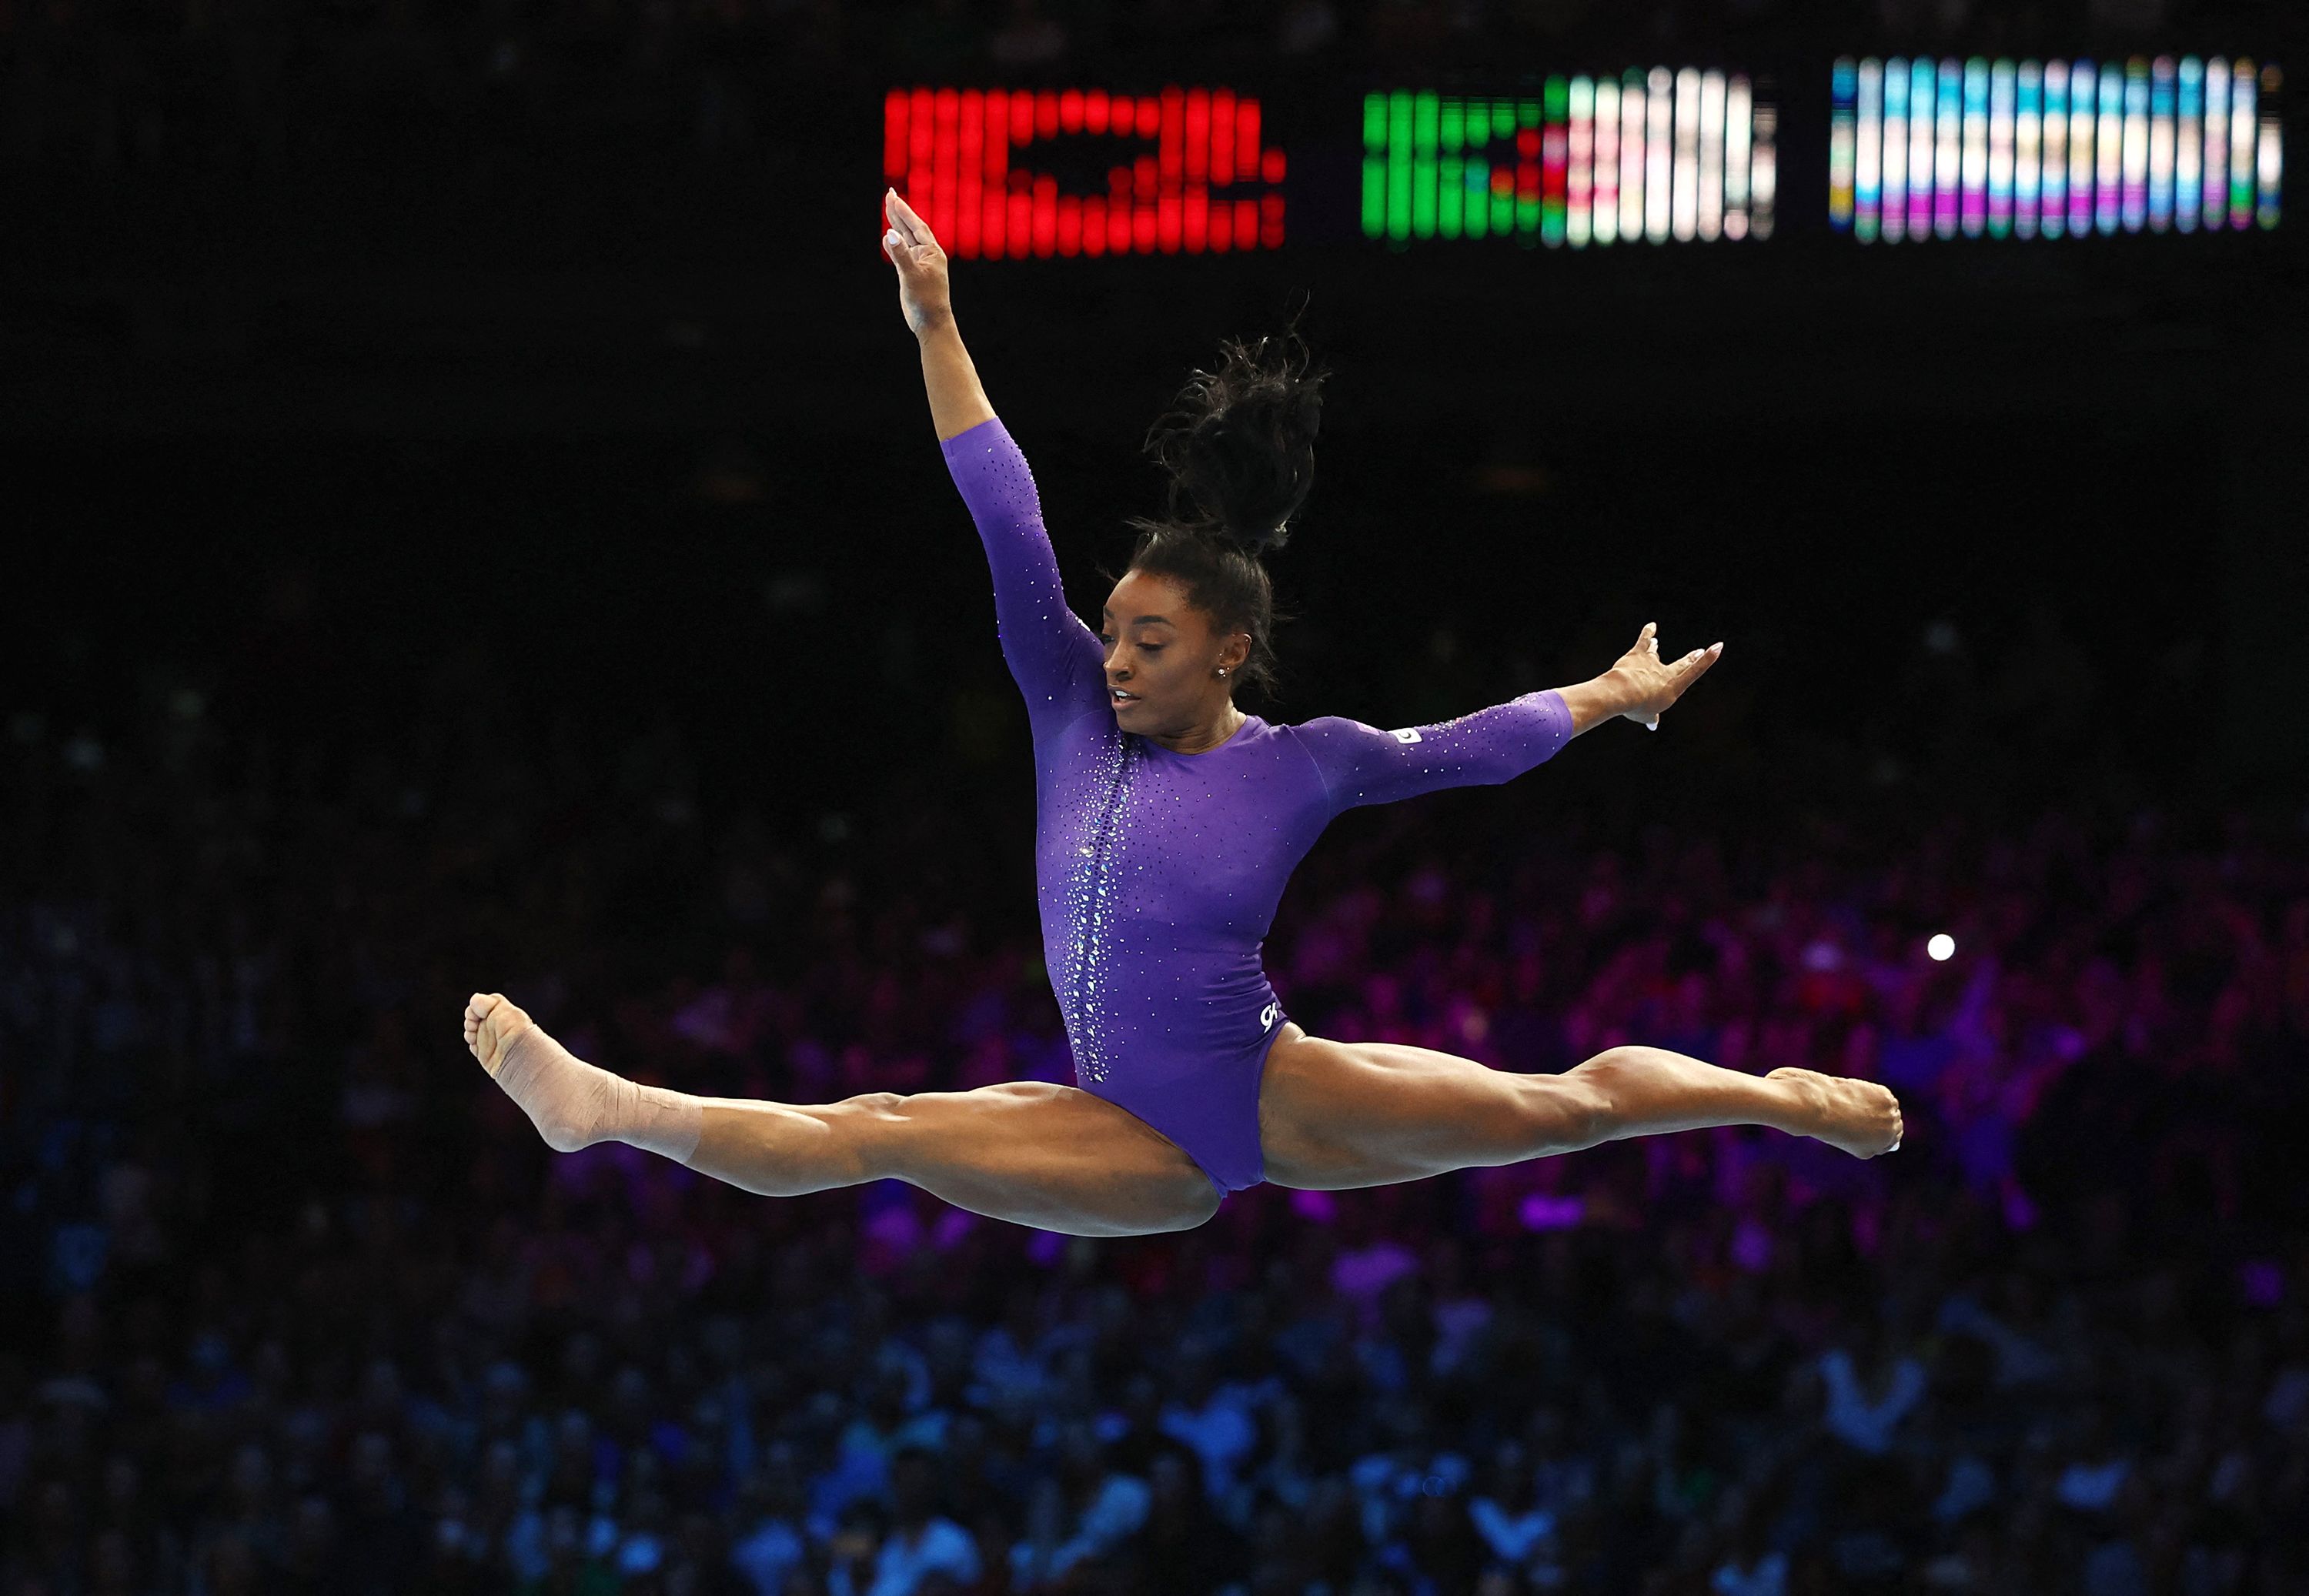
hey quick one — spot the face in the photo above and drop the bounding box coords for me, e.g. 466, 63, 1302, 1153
1098, 568, 1248, 733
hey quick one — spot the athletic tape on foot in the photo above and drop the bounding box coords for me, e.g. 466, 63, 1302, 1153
492, 1023, 704, 1163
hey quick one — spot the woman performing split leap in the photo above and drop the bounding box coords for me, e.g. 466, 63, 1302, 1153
463, 189, 1901, 1237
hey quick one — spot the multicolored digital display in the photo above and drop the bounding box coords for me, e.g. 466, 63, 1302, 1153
1830, 55, 2283, 239
880, 85, 1287, 258
1362, 74, 1776, 246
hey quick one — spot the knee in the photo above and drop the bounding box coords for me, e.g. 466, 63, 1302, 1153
1121, 1166, 1223, 1236
833, 1091, 909, 1181
1127, 1182, 1221, 1237
1543, 1053, 1634, 1150
1169, 1181, 1224, 1233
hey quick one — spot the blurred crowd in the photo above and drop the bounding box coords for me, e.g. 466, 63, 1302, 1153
2, 623, 2307, 1596
0, 0, 2286, 185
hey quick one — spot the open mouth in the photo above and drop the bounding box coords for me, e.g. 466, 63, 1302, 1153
1110, 688, 1140, 706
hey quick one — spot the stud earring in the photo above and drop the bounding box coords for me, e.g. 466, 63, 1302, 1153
1216, 667, 1230, 678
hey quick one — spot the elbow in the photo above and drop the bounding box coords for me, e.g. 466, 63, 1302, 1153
1506, 745, 1564, 781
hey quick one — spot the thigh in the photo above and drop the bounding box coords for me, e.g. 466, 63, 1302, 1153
1256, 1028, 1606, 1190
868, 1080, 1221, 1237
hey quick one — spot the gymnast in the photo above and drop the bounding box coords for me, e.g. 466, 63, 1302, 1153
462, 188, 1901, 1238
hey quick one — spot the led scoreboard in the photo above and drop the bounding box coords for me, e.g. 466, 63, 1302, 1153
880, 57, 2281, 261
1830, 55, 2284, 240
1362, 72, 1777, 247
880, 85, 1287, 259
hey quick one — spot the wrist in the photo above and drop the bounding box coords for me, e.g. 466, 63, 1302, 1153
913, 305, 957, 340
1597, 666, 1639, 716
1557, 673, 1636, 736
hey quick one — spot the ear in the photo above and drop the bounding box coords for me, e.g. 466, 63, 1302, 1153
1218, 632, 1251, 673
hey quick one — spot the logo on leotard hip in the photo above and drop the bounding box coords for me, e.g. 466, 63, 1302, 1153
1259, 1000, 1281, 1030
1390, 728, 1423, 744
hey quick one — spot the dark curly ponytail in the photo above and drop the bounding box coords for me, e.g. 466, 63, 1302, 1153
1122, 312, 1330, 700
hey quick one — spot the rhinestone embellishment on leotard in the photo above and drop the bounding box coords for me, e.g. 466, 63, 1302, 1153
1060, 732, 1138, 1083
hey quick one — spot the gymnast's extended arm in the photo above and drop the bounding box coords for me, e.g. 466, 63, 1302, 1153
883, 185, 994, 442
882, 188, 1106, 726
1294, 623, 1725, 810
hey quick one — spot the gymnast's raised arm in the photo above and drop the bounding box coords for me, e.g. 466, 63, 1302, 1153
883, 187, 994, 442
883, 188, 1106, 727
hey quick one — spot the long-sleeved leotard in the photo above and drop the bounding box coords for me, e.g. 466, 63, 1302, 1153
941, 416, 1575, 1197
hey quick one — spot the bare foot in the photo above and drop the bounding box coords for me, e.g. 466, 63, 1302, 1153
463, 991, 534, 1080
463, 990, 610, 1151
1767, 1067, 1904, 1158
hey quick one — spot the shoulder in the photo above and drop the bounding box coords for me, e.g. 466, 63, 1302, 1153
1235, 714, 1368, 766
1167, 717, 1333, 805
1281, 713, 1427, 753
1274, 712, 1370, 740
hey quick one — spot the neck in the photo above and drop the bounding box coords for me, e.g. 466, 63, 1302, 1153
1148, 701, 1246, 756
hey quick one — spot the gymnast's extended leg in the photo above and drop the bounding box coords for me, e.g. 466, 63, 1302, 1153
1256, 1027, 1903, 1191
463, 993, 1219, 1237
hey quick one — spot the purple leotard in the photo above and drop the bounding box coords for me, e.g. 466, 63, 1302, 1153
942, 416, 1576, 1198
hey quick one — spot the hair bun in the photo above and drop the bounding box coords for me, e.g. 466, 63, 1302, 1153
1142, 313, 1329, 560
1188, 416, 1292, 556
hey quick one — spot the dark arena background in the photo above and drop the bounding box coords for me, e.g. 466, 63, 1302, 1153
5, 0, 2309, 1591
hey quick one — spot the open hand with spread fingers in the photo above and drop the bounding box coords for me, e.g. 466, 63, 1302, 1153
1611, 623, 1723, 730
880, 186, 954, 337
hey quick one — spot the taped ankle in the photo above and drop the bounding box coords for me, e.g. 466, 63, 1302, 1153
492, 1024, 703, 1162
